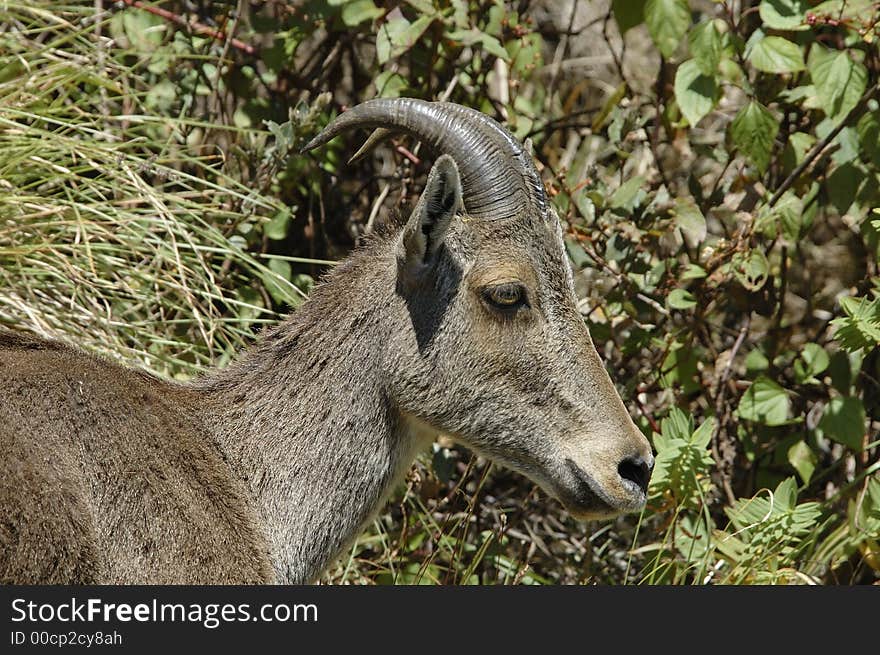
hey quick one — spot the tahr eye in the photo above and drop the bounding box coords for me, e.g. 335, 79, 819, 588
483, 283, 527, 310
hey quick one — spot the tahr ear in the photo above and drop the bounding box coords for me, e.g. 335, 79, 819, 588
402, 154, 462, 266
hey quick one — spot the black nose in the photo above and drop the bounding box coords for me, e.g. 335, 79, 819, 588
618, 455, 653, 494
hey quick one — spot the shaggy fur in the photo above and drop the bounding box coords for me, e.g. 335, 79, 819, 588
0, 155, 652, 584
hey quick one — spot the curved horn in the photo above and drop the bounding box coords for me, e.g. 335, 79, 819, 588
301, 98, 547, 221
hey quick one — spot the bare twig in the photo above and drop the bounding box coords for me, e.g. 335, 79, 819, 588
649, 58, 672, 190
93, 0, 109, 132
525, 108, 604, 139
119, 0, 257, 56
773, 244, 788, 330
601, 3, 627, 84
570, 231, 670, 316
545, 0, 579, 111
633, 393, 660, 434
768, 83, 880, 208
364, 183, 390, 233
711, 316, 751, 506
210, 0, 244, 123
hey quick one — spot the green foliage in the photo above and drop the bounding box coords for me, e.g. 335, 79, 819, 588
809, 47, 868, 123
759, 0, 812, 31
818, 397, 867, 451
645, 0, 691, 58
2, 0, 878, 585
688, 20, 723, 76
650, 409, 715, 510
674, 59, 719, 126
728, 101, 780, 174
832, 296, 880, 352
746, 33, 805, 74
737, 376, 792, 426
715, 478, 825, 583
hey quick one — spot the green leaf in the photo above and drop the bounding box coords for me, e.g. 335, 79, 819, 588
235, 287, 264, 324
809, 47, 868, 122
691, 416, 715, 449
737, 376, 791, 426
759, 0, 811, 31
122, 7, 165, 50
645, 0, 690, 58
831, 296, 880, 351
688, 20, 723, 75
447, 28, 509, 60
731, 248, 770, 291
373, 70, 408, 98
674, 59, 719, 126
659, 344, 700, 394
746, 35, 805, 74
745, 349, 770, 375
612, 0, 645, 34
826, 162, 864, 215
661, 406, 694, 441
724, 477, 822, 556
571, 188, 596, 224
774, 477, 798, 511
773, 190, 806, 242
829, 125, 860, 165
673, 198, 707, 247
263, 208, 291, 240
564, 238, 591, 269
781, 131, 816, 174
341, 0, 384, 27
818, 397, 866, 451
728, 101, 779, 174
794, 343, 830, 384
605, 233, 633, 263
810, 0, 876, 24
856, 111, 880, 167
756, 187, 813, 244
651, 409, 715, 509
681, 263, 707, 280
376, 14, 434, 64
0, 59, 24, 85
668, 288, 697, 310
609, 175, 647, 211
827, 350, 854, 394
674, 514, 714, 563
268, 257, 291, 279
145, 79, 176, 113
263, 259, 297, 305
787, 440, 817, 485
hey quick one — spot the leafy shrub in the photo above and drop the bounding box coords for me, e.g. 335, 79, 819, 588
1, 0, 877, 584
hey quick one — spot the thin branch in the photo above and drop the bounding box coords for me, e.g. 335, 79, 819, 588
711, 316, 751, 506
633, 393, 660, 434
768, 83, 880, 207
544, 0, 578, 111
601, 3, 627, 84
773, 244, 788, 331
119, 0, 257, 56
525, 109, 603, 139
649, 58, 672, 191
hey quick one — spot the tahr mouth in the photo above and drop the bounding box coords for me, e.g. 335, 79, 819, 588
559, 458, 647, 520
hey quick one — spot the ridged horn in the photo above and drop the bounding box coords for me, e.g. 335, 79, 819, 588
301, 98, 547, 221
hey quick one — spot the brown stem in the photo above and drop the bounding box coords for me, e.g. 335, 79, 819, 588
633, 393, 660, 434
773, 244, 788, 330
768, 83, 880, 208
711, 315, 751, 506
120, 0, 257, 56
601, 4, 627, 84
650, 58, 672, 190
